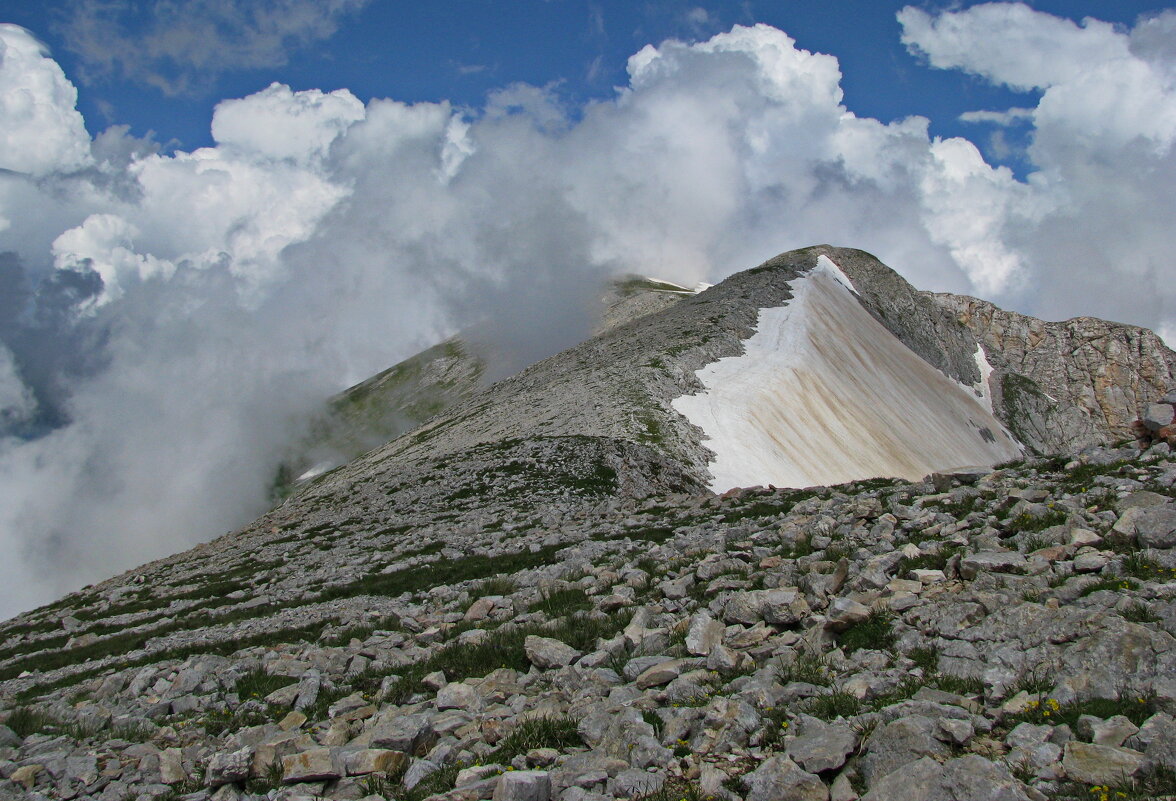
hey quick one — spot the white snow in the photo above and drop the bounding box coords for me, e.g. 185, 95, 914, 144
968, 344, 996, 413
672, 257, 1023, 491
295, 461, 336, 483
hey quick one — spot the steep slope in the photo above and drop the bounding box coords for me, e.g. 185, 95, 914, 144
4, 246, 1176, 801
273, 276, 697, 496
672, 256, 1021, 490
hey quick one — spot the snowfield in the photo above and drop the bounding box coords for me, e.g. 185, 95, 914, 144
673, 256, 1023, 491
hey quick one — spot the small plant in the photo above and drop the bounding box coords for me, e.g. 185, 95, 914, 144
1079, 578, 1139, 597
1122, 601, 1160, 624
933, 673, 985, 697
839, 610, 896, 654
908, 646, 940, 673
1121, 553, 1172, 581
233, 667, 296, 700
1004, 509, 1068, 535
805, 689, 862, 720
780, 652, 831, 686
1009, 694, 1157, 729
477, 577, 518, 596
528, 587, 591, 618
759, 706, 791, 748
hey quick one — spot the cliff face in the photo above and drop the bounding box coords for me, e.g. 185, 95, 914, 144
926, 294, 1176, 455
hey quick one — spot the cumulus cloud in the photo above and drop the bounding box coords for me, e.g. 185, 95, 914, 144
899, 3, 1176, 323
1, 7, 1175, 615
0, 25, 92, 176
57, 0, 371, 96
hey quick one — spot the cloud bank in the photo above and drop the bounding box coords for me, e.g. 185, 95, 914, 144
0, 5, 1174, 616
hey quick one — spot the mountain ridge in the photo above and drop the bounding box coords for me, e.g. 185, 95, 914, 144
2, 246, 1176, 801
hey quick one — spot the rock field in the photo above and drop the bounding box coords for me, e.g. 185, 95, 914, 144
4, 441, 1176, 800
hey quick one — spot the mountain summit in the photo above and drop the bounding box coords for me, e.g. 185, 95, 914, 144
3, 246, 1176, 801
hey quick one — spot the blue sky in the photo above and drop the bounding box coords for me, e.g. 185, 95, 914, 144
5, 1, 1169, 173
2, 0, 1176, 615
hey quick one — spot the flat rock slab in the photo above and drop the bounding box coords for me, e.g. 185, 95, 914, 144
524, 635, 581, 670
1062, 742, 1145, 785
282, 748, 343, 783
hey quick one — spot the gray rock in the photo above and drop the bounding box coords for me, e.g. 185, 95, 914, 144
959, 551, 1028, 579
159, 748, 185, 785
293, 669, 320, 711
1062, 742, 1145, 785
524, 636, 581, 670
685, 612, 724, 656
281, 748, 343, 783
345, 749, 408, 776
785, 715, 857, 773
1144, 403, 1174, 431
1112, 506, 1176, 549
742, 755, 828, 801
368, 713, 434, 755
825, 597, 871, 631
860, 715, 950, 784
437, 682, 483, 711
207, 747, 253, 787
404, 758, 440, 790
605, 769, 663, 799
861, 755, 1031, 801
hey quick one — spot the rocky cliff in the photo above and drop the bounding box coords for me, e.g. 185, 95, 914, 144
2, 247, 1176, 801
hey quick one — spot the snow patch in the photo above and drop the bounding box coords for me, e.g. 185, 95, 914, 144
672, 257, 1022, 491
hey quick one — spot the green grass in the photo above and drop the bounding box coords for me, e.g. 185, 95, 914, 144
529, 587, 592, 618
310, 544, 564, 605
1004, 509, 1068, 535
838, 610, 896, 654
1009, 694, 1158, 729
1122, 602, 1161, 624
486, 716, 582, 764
779, 652, 831, 686
897, 546, 962, 575
1078, 578, 1140, 597
476, 577, 518, 596
804, 689, 862, 720
232, 667, 297, 701
1121, 552, 1174, 581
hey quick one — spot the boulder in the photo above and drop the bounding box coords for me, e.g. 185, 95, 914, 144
524, 635, 581, 670
742, 755, 827, 801
1062, 742, 1145, 785
785, 715, 857, 774
861, 755, 1031, 801
281, 748, 344, 783
494, 770, 552, 801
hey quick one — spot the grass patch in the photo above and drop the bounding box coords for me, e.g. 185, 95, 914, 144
1122, 602, 1161, 624
476, 577, 518, 596
1004, 509, 1068, 535
805, 689, 862, 720
779, 652, 832, 686
1121, 552, 1173, 581
838, 610, 896, 654
311, 544, 564, 605
529, 587, 592, 618
1010, 694, 1158, 729
1078, 578, 1140, 597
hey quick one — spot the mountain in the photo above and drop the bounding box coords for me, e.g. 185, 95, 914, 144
2, 246, 1176, 801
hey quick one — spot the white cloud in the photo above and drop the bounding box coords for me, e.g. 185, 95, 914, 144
210, 83, 365, 163
58, 0, 371, 96
0, 25, 92, 176
959, 107, 1034, 126
1, 10, 1175, 615
0, 344, 36, 427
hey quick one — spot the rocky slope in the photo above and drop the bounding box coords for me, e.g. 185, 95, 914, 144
4, 445, 1176, 801
2, 246, 1176, 801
